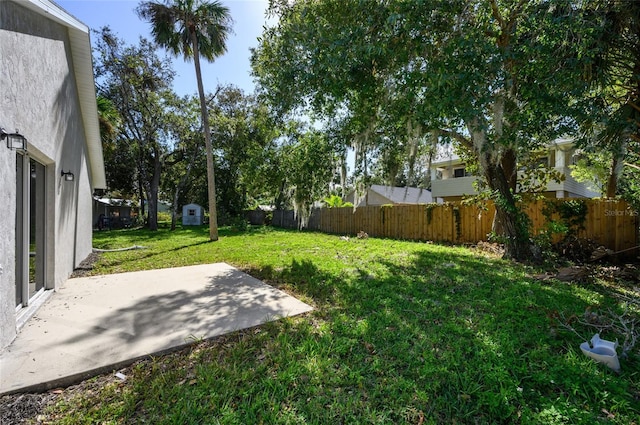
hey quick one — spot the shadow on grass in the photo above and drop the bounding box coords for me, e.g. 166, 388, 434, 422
91, 226, 279, 274
244, 247, 639, 422
93, 225, 287, 248
91, 239, 213, 272
243, 258, 339, 309
79, 229, 639, 423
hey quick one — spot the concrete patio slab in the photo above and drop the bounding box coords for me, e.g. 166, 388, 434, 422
0, 263, 313, 395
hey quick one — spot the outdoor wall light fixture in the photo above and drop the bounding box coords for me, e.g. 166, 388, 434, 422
1, 127, 27, 151
61, 170, 75, 182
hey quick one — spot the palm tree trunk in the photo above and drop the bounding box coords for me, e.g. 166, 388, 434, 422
191, 29, 219, 241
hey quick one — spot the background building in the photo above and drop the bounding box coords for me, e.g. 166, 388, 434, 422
430, 139, 599, 202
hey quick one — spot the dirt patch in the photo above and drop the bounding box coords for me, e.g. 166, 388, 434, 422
0, 368, 132, 424
473, 240, 505, 257
0, 392, 59, 424
69, 251, 101, 278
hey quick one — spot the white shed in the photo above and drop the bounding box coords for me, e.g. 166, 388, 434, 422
182, 203, 204, 226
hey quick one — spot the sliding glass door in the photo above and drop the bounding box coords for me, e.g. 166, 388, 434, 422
15, 155, 46, 308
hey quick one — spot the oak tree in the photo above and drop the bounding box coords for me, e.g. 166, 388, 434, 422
252, 0, 602, 260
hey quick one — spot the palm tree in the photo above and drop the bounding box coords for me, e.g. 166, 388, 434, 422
97, 95, 120, 144
137, 0, 232, 241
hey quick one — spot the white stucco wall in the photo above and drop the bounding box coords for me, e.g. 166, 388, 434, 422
0, 1, 97, 348
0, 141, 17, 348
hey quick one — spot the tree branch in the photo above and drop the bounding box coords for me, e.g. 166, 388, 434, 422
206, 85, 224, 108
489, 0, 505, 28
625, 162, 640, 171
437, 129, 472, 150
163, 149, 185, 166
507, 0, 529, 30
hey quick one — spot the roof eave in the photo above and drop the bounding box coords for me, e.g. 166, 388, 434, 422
68, 27, 106, 189
20, 0, 106, 189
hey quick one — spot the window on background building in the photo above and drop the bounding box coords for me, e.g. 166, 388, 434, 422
570, 149, 583, 165
188, 209, 195, 216
453, 167, 466, 178
536, 157, 549, 168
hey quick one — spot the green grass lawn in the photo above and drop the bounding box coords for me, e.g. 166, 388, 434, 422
48, 225, 639, 424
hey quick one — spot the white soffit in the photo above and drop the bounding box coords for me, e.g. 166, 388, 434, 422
16, 0, 107, 189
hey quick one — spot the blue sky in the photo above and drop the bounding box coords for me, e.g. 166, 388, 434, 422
57, 0, 271, 96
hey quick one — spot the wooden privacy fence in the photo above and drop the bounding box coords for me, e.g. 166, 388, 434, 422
273, 199, 639, 252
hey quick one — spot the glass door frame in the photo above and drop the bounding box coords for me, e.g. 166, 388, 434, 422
15, 153, 27, 308
15, 153, 49, 309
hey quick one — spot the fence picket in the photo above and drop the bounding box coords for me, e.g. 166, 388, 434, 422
273, 199, 638, 254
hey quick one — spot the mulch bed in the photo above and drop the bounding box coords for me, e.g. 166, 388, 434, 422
0, 369, 128, 424
69, 251, 101, 278
0, 391, 59, 424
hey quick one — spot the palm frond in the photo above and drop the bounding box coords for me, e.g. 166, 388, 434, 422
137, 0, 232, 63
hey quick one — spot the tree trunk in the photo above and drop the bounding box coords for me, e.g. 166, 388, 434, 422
484, 153, 535, 261
147, 190, 158, 231
147, 154, 162, 231
606, 140, 626, 198
340, 154, 348, 198
605, 158, 619, 198
501, 148, 518, 192
170, 195, 178, 231
491, 148, 518, 236
275, 180, 287, 210
138, 179, 146, 217
191, 29, 219, 241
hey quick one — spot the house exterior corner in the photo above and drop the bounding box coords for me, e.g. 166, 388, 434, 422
0, 0, 105, 349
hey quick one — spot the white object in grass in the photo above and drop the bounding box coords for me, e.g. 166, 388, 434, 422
580, 333, 620, 372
